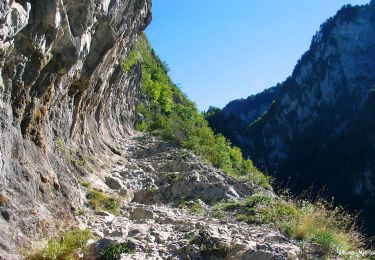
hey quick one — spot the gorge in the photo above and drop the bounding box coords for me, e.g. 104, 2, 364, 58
0, 0, 373, 259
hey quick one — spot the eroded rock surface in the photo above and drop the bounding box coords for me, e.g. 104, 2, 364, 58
0, 0, 151, 257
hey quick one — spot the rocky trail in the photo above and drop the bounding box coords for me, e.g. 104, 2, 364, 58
77, 133, 305, 259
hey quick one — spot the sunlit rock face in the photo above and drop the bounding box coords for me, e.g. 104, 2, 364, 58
0, 0, 151, 256
211, 2, 375, 235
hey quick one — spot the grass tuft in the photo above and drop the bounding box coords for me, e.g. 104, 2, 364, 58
100, 242, 136, 260
211, 193, 363, 255
179, 200, 205, 214
80, 181, 91, 188
26, 229, 93, 260
86, 189, 120, 215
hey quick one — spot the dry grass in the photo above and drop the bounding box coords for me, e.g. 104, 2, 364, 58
212, 193, 363, 255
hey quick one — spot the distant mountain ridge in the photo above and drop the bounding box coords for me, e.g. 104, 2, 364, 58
207, 1, 375, 235
222, 85, 281, 124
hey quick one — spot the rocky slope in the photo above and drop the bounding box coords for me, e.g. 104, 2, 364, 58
208, 2, 375, 235
0, 0, 151, 257
77, 133, 306, 259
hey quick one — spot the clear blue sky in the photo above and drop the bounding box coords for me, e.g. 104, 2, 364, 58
145, 0, 370, 111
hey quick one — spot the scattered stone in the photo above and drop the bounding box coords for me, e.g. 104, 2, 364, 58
95, 211, 115, 222
105, 176, 123, 190
119, 189, 135, 204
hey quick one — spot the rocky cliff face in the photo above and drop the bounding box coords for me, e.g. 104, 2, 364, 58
0, 0, 151, 256
210, 2, 375, 235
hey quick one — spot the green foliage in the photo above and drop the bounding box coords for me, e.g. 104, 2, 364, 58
26, 229, 93, 260
212, 193, 362, 254
123, 46, 142, 72
56, 138, 84, 166
123, 34, 271, 189
179, 200, 205, 214
100, 242, 136, 260
80, 181, 91, 188
77, 208, 86, 216
166, 172, 179, 184
86, 189, 120, 215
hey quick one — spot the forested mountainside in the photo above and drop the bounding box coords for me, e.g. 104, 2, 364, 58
207, 2, 375, 236
0, 0, 371, 259
205, 85, 281, 151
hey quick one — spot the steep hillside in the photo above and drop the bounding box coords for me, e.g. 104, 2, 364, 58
209, 2, 375, 236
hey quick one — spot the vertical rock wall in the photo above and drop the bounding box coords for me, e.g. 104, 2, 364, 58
0, 0, 151, 256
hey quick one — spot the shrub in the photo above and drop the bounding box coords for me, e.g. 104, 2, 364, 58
26, 229, 93, 260
100, 242, 136, 260
86, 189, 120, 215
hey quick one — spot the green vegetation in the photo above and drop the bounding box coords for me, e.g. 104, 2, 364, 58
189, 230, 230, 258
124, 34, 270, 189
56, 138, 84, 166
77, 208, 86, 216
26, 229, 93, 260
212, 193, 362, 254
179, 200, 205, 214
165, 172, 179, 184
100, 242, 136, 260
80, 181, 91, 188
86, 189, 120, 215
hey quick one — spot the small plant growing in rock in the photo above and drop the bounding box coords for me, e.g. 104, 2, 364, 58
166, 172, 179, 184
179, 200, 205, 215
80, 181, 91, 188
100, 241, 136, 260
77, 208, 86, 216
25, 228, 93, 260
190, 230, 230, 258
115, 144, 123, 151
86, 189, 120, 215
56, 138, 84, 166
